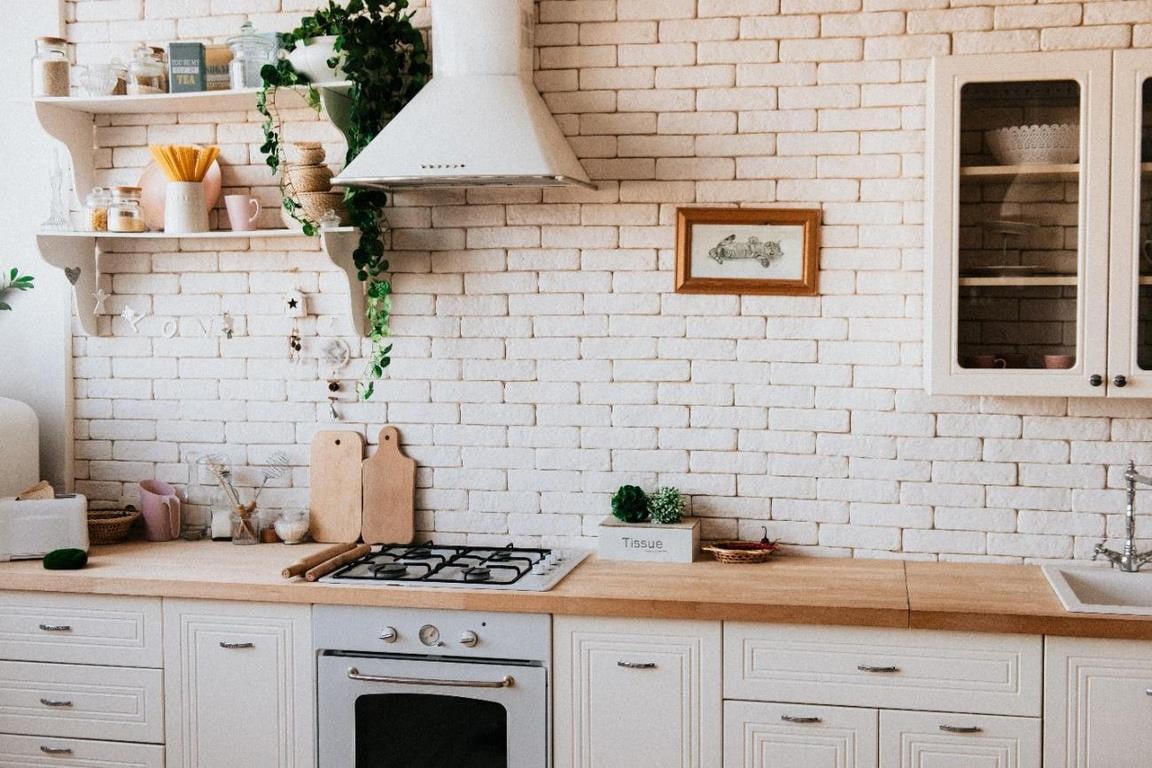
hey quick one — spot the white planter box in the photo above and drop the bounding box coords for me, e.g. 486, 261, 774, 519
598, 516, 700, 563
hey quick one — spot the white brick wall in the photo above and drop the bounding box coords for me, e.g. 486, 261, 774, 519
62, 0, 1152, 560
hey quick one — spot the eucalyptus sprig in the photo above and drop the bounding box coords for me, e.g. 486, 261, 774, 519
258, 0, 429, 399
0, 268, 35, 312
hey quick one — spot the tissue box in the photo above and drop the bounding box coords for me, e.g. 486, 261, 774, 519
598, 516, 699, 563
0, 494, 89, 561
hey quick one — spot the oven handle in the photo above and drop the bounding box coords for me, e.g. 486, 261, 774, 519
347, 666, 515, 689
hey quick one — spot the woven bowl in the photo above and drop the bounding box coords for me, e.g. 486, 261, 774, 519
282, 163, 334, 193
985, 123, 1079, 165
703, 540, 780, 565
280, 193, 349, 229
284, 141, 325, 166
87, 508, 140, 545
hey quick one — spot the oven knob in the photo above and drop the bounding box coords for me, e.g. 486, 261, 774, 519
379, 627, 398, 643
459, 630, 479, 648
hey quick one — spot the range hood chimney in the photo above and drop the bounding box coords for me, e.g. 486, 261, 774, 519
332, 0, 594, 191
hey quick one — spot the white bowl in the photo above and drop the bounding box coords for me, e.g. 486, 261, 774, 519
285, 36, 346, 83
985, 123, 1079, 165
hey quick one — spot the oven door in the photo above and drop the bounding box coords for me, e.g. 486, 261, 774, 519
318, 652, 547, 768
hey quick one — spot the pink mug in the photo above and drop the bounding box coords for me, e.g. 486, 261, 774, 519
139, 479, 181, 541
224, 194, 261, 232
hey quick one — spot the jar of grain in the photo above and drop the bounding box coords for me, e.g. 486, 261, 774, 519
127, 43, 165, 95
31, 37, 70, 97
84, 187, 110, 232
108, 186, 145, 232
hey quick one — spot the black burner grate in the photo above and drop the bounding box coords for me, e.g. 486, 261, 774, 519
327, 542, 551, 586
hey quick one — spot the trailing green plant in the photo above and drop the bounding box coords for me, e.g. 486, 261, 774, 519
0, 268, 34, 312
259, 0, 430, 400
611, 485, 650, 524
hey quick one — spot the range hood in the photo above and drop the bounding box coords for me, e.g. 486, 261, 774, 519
332, 0, 594, 191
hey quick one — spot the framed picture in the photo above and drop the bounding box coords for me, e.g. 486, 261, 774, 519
675, 207, 821, 295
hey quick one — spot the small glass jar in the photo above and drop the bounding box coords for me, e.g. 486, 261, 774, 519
108, 186, 145, 232
85, 187, 110, 232
231, 510, 259, 545
127, 43, 165, 95
274, 508, 310, 545
210, 468, 235, 541
228, 21, 278, 89
32, 36, 70, 97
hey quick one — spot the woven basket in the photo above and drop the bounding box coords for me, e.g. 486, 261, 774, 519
87, 508, 140, 545
283, 163, 334, 193
703, 541, 779, 565
284, 142, 325, 166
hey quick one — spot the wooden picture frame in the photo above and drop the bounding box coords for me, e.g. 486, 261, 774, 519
675, 207, 821, 295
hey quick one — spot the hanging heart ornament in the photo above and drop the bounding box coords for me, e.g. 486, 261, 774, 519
64, 267, 81, 285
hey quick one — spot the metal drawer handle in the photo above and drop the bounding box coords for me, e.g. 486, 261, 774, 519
219, 641, 255, 649
1146, 689, 1152, 696
781, 715, 822, 724
38, 624, 72, 632
617, 661, 657, 669
939, 724, 983, 734
857, 664, 900, 674
40, 745, 74, 755
348, 667, 514, 689
39, 698, 73, 708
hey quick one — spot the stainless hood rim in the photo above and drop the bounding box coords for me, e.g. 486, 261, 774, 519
332, 173, 597, 191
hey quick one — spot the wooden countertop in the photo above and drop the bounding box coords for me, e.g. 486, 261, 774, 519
1, 541, 1150, 639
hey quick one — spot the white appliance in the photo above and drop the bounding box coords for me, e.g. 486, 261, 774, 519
0, 494, 89, 561
333, 0, 593, 190
0, 397, 39, 498
316, 605, 549, 767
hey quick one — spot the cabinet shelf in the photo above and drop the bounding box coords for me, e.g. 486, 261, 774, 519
958, 275, 1078, 287
959, 163, 1080, 182
31, 82, 350, 115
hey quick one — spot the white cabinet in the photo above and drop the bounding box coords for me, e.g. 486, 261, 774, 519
879, 710, 1040, 768
1044, 636, 1152, 768
163, 599, 314, 768
553, 616, 721, 768
927, 50, 1152, 397
0, 732, 164, 767
725, 701, 877, 768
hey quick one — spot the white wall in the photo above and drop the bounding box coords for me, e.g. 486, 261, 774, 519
0, 0, 72, 489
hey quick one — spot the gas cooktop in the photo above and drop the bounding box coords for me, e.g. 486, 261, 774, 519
320, 542, 591, 591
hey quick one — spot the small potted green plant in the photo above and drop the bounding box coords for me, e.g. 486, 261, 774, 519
599, 485, 698, 563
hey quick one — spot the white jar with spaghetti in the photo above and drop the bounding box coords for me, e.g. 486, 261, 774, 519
108, 186, 145, 232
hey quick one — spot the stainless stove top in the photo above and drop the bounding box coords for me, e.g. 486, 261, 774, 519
320, 543, 591, 591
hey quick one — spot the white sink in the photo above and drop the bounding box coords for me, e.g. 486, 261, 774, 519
1042, 565, 1152, 615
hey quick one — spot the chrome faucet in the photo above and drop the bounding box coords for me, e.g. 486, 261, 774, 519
1094, 460, 1152, 572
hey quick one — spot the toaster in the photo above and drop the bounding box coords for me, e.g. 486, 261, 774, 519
0, 494, 89, 561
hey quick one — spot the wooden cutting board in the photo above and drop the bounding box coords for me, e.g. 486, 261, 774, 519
309, 430, 365, 543
361, 426, 415, 545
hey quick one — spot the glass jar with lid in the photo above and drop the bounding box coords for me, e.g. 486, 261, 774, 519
108, 186, 145, 232
32, 37, 70, 97
127, 43, 165, 95
84, 187, 110, 232
228, 21, 278, 89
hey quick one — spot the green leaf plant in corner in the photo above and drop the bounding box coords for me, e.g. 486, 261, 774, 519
0, 268, 35, 312
258, 0, 430, 400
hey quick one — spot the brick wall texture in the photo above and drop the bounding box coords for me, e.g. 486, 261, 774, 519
62, 0, 1152, 561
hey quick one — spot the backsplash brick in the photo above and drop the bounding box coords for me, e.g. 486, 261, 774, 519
61, 0, 1152, 561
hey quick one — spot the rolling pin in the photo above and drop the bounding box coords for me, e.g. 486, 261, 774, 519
281, 542, 357, 579
305, 543, 372, 582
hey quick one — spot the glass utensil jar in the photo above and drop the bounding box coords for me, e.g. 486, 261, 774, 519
85, 187, 110, 232
127, 43, 165, 95
231, 510, 259, 544
108, 186, 145, 232
32, 37, 70, 97
228, 21, 277, 89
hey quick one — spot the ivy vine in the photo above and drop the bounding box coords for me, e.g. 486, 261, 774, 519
259, 0, 429, 400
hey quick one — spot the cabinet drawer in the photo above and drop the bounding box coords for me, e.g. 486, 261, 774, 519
0, 732, 164, 767
880, 710, 1041, 767
724, 624, 1041, 716
0, 592, 162, 667
724, 700, 878, 768
0, 660, 163, 743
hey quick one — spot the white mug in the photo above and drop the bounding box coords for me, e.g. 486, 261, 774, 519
225, 194, 261, 232
164, 181, 209, 234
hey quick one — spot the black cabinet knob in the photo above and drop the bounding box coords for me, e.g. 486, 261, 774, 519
1114, 374, 1128, 388
1090, 374, 1103, 386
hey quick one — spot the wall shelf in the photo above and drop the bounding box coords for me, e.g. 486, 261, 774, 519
958, 275, 1078, 287
959, 163, 1080, 182
37, 227, 364, 337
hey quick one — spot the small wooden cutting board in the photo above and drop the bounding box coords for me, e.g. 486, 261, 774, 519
361, 426, 415, 545
309, 430, 365, 543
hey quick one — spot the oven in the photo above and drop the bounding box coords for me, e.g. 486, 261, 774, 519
314, 605, 550, 768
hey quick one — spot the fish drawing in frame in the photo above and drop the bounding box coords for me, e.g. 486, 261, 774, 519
708, 234, 784, 269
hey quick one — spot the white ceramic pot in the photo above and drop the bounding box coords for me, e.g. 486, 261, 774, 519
164, 181, 209, 234
286, 36, 346, 83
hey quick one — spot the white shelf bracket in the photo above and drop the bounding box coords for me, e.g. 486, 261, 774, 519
35, 102, 94, 209
37, 234, 101, 336
320, 229, 366, 337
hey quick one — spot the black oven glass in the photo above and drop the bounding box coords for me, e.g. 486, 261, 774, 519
354, 693, 508, 767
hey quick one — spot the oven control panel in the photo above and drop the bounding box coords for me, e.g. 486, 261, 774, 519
314, 605, 550, 660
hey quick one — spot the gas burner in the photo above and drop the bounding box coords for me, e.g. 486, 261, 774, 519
462, 566, 491, 582
487, 551, 513, 562
403, 547, 435, 559
371, 562, 409, 579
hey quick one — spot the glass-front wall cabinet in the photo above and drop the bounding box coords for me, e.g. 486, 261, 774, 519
930, 52, 1112, 396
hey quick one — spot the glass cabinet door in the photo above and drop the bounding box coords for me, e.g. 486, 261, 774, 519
929, 52, 1111, 396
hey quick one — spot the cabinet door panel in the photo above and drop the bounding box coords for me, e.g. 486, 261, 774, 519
163, 599, 313, 768
0, 732, 164, 767
1045, 636, 1152, 768
880, 710, 1040, 768
724, 701, 878, 768
554, 616, 721, 768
